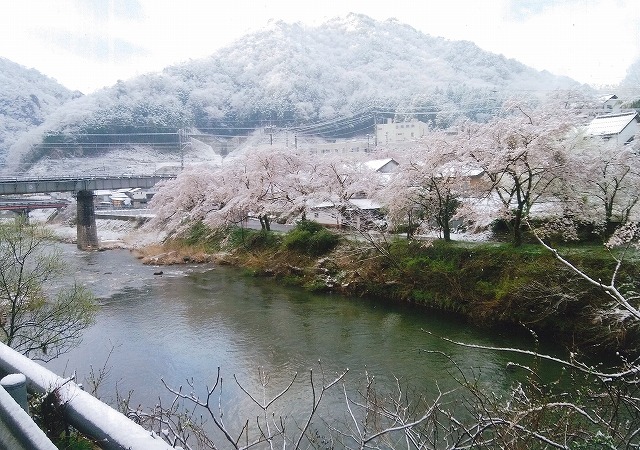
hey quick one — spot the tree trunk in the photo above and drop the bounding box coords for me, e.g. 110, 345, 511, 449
442, 221, 451, 241
512, 207, 524, 247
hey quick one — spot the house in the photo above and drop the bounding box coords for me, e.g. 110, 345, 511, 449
586, 111, 640, 144
375, 119, 428, 146
598, 94, 622, 112
109, 192, 131, 208
309, 158, 398, 228
129, 189, 155, 208
93, 190, 114, 208
364, 158, 399, 174
309, 198, 385, 229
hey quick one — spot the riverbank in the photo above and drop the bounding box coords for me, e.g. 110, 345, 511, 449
35, 209, 638, 355
133, 222, 639, 356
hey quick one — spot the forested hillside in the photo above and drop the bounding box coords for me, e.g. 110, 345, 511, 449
7, 14, 588, 167
0, 57, 80, 163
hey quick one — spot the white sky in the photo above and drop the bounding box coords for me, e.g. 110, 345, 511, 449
1, 0, 639, 94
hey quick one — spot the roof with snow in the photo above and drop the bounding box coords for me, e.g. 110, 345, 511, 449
349, 198, 382, 210
312, 199, 382, 210
364, 158, 398, 172
586, 111, 639, 136
598, 94, 618, 102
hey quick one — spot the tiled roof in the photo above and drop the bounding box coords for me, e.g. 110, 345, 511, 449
586, 111, 639, 136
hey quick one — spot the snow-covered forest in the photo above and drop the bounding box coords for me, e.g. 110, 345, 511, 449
3, 14, 588, 168
0, 57, 80, 164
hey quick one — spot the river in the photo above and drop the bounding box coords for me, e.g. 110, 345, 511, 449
45, 243, 550, 445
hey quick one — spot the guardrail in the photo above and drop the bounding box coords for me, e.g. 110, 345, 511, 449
0, 380, 57, 450
0, 343, 173, 450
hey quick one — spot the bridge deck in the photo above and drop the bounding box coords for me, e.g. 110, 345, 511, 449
0, 175, 172, 195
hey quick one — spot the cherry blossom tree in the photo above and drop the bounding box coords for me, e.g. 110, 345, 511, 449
380, 130, 478, 240
226, 147, 317, 229
468, 98, 580, 246
310, 153, 386, 229
149, 147, 324, 233
147, 165, 222, 234
568, 134, 640, 236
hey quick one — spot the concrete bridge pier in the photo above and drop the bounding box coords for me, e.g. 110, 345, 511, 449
76, 190, 99, 250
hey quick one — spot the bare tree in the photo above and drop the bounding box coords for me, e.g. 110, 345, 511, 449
414, 220, 640, 449
0, 218, 95, 361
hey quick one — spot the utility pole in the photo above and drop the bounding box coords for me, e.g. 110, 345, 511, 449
178, 128, 189, 170
373, 111, 378, 147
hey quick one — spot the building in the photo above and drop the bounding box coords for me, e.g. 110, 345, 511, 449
586, 111, 640, 144
598, 94, 622, 112
304, 136, 372, 155
309, 158, 398, 228
375, 119, 428, 146
364, 158, 399, 174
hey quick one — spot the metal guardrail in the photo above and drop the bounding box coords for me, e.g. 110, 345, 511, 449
0, 343, 173, 450
0, 381, 57, 450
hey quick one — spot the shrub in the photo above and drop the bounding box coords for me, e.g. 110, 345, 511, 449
228, 227, 280, 250
282, 220, 340, 256
184, 221, 211, 246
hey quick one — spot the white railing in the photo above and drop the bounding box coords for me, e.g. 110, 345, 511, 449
0, 343, 173, 450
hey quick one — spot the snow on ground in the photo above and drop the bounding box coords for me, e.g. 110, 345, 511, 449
21, 143, 222, 178
27, 206, 164, 249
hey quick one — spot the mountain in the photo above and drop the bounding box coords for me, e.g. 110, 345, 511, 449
7, 14, 588, 168
0, 57, 80, 164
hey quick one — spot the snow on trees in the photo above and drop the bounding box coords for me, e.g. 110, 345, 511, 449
149, 148, 322, 232
147, 165, 221, 234
146, 92, 637, 248
380, 129, 478, 240
308, 153, 388, 229
568, 133, 640, 235
466, 98, 580, 246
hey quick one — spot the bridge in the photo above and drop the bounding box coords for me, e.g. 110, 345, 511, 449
0, 175, 171, 250
0, 198, 69, 211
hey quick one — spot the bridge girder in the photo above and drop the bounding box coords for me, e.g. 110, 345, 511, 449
0, 176, 171, 195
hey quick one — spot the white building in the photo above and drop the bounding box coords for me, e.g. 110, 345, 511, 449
375, 119, 428, 146
364, 158, 399, 174
598, 94, 622, 112
304, 136, 372, 155
586, 111, 640, 144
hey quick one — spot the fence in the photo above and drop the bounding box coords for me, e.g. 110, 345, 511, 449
0, 343, 173, 450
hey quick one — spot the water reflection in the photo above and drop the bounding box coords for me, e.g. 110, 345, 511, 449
45, 244, 546, 433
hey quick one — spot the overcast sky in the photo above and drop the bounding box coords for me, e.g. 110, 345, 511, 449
1, 0, 639, 94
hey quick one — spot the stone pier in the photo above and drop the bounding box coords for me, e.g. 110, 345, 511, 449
76, 190, 99, 250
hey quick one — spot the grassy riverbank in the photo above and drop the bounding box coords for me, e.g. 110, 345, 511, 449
136, 221, 639, 355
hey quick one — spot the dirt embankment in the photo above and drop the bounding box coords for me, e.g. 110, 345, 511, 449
132, 244, 234, 266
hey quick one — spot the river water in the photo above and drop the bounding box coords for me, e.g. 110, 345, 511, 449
45, 243, 547, 443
